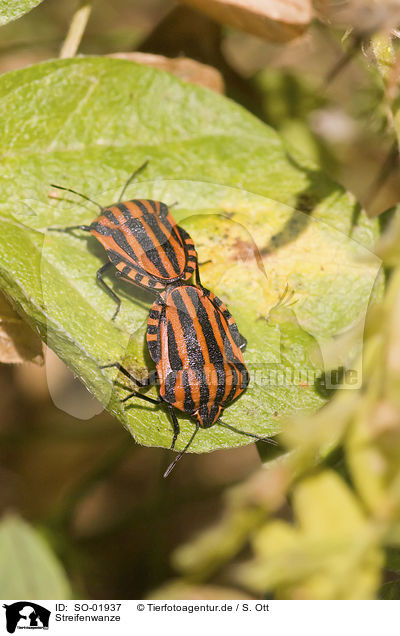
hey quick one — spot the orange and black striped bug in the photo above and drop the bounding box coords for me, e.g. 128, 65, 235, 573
102, 283, 277, 477
48, 161, 199, 320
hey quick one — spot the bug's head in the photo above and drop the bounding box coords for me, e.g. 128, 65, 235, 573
194, 403, 223, 428
158, 202, 169, 217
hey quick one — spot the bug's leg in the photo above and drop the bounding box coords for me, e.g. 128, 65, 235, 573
96, 262, 122, 320
112, 270, 154, 310
48, 224, 91, 233
178, 227, 200, 285
100, 362, 155, 387
163, 423, 200, 478
121, 391, 161, 406
168, 405, 180, 450
113, 370, 180, 450
195, 259, 212, 285
195, 260, 202, 286
103, 365, 178, 447
102, 364, 160, 406
218, 420, 278, 446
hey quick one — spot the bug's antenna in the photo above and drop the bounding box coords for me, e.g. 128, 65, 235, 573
49, 184, 103, 213
163, 423, 200, 478
218, 420, 278, 446
118, 160, 149, 203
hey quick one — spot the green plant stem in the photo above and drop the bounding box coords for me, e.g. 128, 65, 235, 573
59, 0, 94, 59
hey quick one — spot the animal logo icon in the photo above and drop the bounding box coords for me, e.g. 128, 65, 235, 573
2, 602, 50, 633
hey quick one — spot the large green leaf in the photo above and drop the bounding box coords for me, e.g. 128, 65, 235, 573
0, 0, 44, 25
0, 57, 381, 453
0, 514, 71, 599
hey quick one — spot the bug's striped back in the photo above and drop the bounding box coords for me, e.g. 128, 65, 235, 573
89, 199, 197, 290
147, 285, 249, 428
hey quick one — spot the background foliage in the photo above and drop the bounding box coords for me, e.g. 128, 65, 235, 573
0, 0, 400, 600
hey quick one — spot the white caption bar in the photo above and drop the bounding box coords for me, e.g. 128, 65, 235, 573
1, 599, 398, 636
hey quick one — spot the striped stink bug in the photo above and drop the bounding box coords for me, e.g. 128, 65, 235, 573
102, 284, 276, 477
48, 162, 199, 319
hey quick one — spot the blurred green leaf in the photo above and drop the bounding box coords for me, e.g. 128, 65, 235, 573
294, 470, 366, 534
254, 69, 338, 174
149, 580, 253, 600
385, 547, 400, 572
345, 404, 388, 514
0, 514, 72, 599
0, 0, 44, 26
237, 471, 384, 599
255, 69, 324, 128
0, 57, 381, 453
379, 580, 400, 599
172, 507, 266, 580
